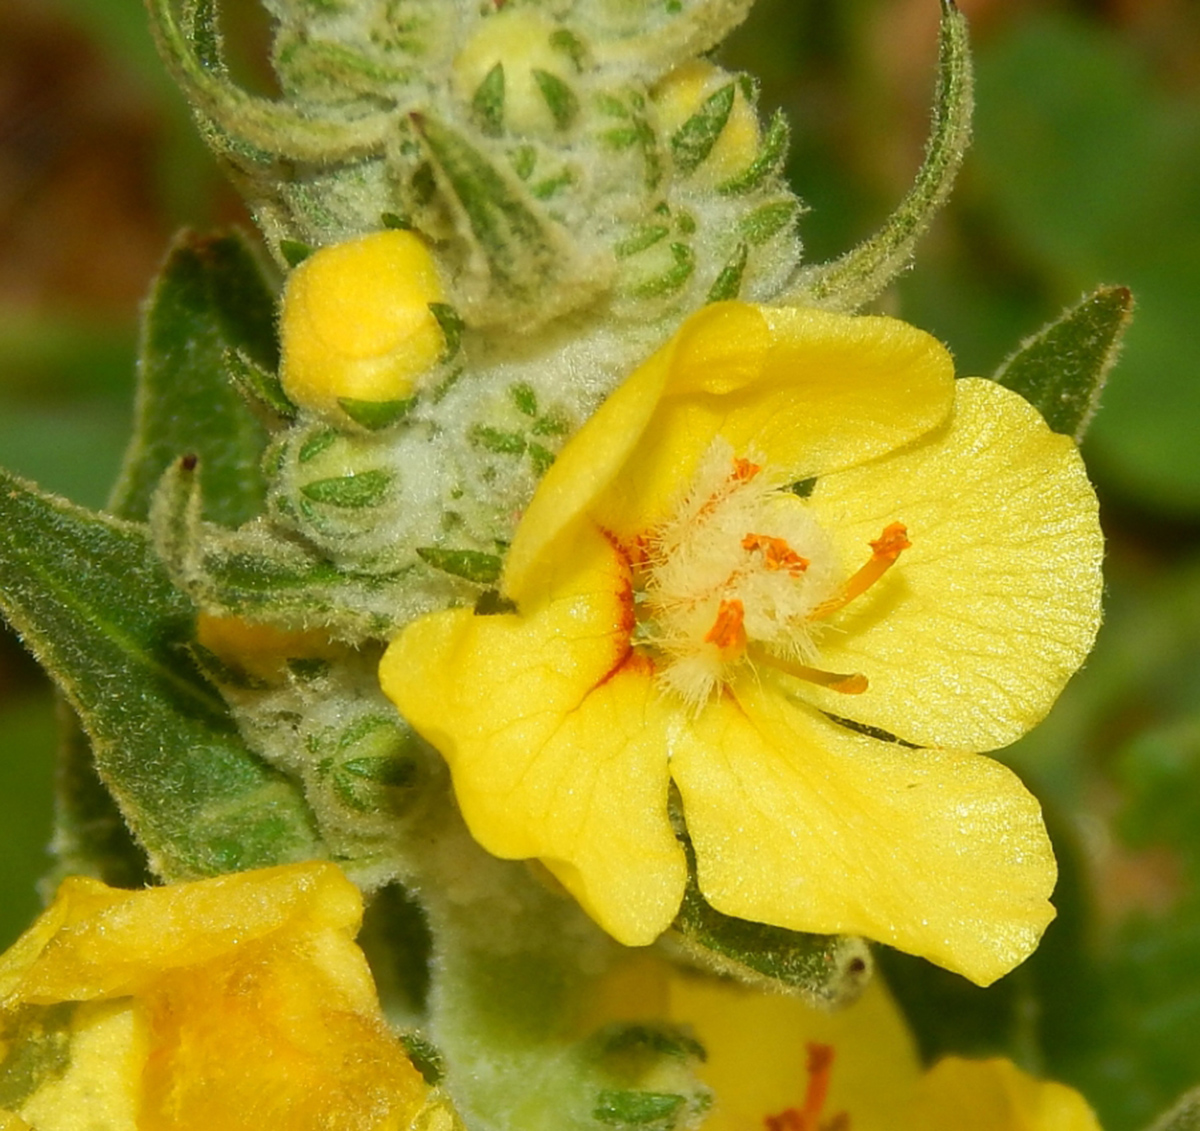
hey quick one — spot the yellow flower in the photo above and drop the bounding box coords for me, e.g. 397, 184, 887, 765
0, 863, 434, 1131
589, 953, 1102, 1131
380, 302, 1103, 985
280, 230, 448, 417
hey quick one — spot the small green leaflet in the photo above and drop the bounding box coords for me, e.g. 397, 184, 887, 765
0, 469, 321, 880
992, 285, 1134, 442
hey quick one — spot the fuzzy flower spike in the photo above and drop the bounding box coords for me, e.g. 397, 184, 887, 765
381, 302, 1104, 987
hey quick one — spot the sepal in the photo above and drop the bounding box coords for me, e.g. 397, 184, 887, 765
669, 833, 872, 1009
991, 284, 1133, 442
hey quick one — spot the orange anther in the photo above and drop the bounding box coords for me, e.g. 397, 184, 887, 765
704, 598, 746, 655
869, 521, 910, 561
742, 533, 810, 575
732, 456, 761, 482
809, 521, 911, 621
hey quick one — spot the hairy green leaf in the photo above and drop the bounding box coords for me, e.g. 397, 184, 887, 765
0, 469, 321, 879
706, 242, 748, 303
992, 285, 1133, 442
532, 69, 579, 130
670, 83, 735, 176
472, 62, 505, 136
413, 114, 557, 295
416, 547, 503, 586
337, 396, 417, 431
109, 230, 274, 527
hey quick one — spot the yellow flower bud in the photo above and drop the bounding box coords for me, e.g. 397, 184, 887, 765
195, 612, 341, 683
653, 61, 761, 184
280, 230, 448, 418
452, 10, 576, 136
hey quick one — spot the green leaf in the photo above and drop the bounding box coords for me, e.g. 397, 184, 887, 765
706, 242, 748, 303
740, 200, 798, 246
469, 425, 527, 456
108, 230, 274, 526
412, 114, 558, 296
337, 396, 417, 431
472, 62, 505, 136
151, 458, 422, 642
594, 1090, 685, 1126
670, 83, 736, 176
300, 469, 392, 508
509, 383, 538, 417
224, 347, 296, 421
615, 225, 670, 259
0, 468, 321, 880
992, 286, 1133, 442
279, 238, 315, 267
416, 547, 503, 586
532, 69, 579, 130
429, 302, 465, 361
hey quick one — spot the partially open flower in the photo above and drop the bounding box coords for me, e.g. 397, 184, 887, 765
0, 863, 434, 1131
381, 302, 1103, 985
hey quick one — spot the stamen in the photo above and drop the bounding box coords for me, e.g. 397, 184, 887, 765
704, 598, 747, 656
763, 1043, 849, 1131
809, 522, 910, 621
802, 1044, 834, 1125
742, 533, 810, 576
732, 456, 761, 482
751, 648, 868, 695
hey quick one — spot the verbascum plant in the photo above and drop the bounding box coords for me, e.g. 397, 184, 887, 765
0, 1, 1151, 1128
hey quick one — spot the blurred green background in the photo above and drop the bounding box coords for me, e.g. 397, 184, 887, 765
2, 0, 1199, 1126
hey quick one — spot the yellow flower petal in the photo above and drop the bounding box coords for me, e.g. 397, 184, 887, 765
4, 863, 363, 1006
381, 523, 686, 944
505, 303, 955, 599
671, 975, 921, 1131
1, 864, 429, 1131
670, 678, 1056, 985
804, 377, 1103, 751
913, 1057, 1103, 1131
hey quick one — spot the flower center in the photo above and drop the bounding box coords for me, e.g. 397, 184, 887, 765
631, 439, 909, 710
